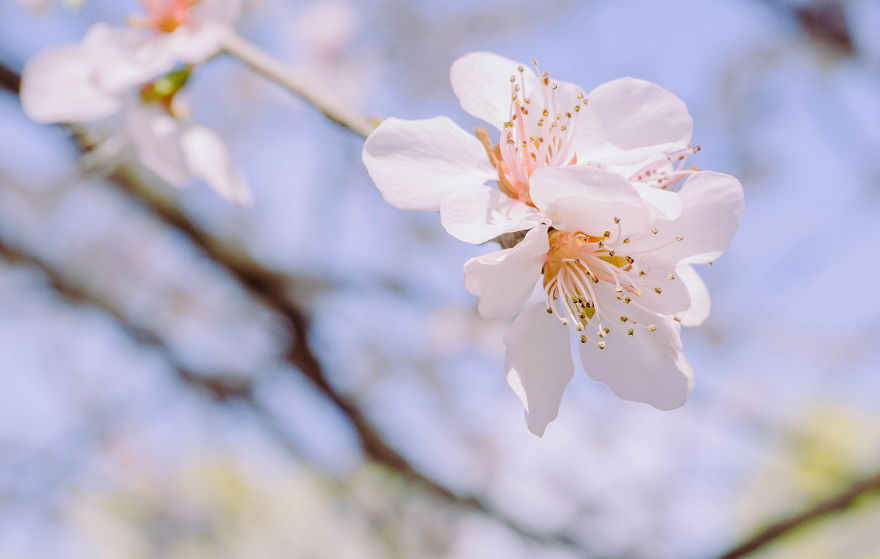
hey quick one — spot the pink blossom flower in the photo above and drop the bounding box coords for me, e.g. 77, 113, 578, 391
464, 166, 743, 436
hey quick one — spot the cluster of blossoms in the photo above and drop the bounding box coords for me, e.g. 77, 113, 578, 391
21, 0, 252, 205
364, 52, 744, 436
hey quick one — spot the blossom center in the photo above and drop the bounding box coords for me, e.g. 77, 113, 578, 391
136, 0, 195, 33
494, 61, 587, 206
542, 225, 683, 348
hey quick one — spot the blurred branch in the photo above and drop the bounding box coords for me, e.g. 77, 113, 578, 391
0, 64, 21, 93
221, 31, 378, 138
757, 0, 855, 56
713, 470, 880, 559
0, 234, 589, 555
0, 61, 590, 557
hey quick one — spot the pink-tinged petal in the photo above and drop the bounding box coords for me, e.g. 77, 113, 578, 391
363, 116, 496, 211
464, 225, 549, 319
529, 165, 650, 237
632, 171, 745, 269
677, 265, 710, 327
127, 102, 190, 186
579, 302, 693, 410
161, 22, 228, 64
20, 45, 122, 123
572, 77, 692, 158
626, 267, 691, 318
504, 302, 574, 437
450, 51, 527, 130
634, 183, 681, 220
180, 124, 254, 206
440, 185, 544, 244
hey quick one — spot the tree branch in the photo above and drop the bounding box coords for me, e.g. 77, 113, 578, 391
221, 30, 378, 139
713, 470, 880, 559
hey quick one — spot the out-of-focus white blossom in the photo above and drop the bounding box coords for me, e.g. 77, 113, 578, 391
19, 0, 252, 205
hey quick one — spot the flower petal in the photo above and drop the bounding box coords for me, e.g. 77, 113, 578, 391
363, 116, 496, 211
579, 302, 693, 410
127, 102, 190, 186
82, 23, 174, 92
572, 77, 693, 159
440, 185, 544, 244
450, 51, 527, 130
464, 225, 549, 319
504, 302, 574, 437
181, 124, 254, 206
677, 265, 710, 327
632, 171, 745, 269
529, 165, 650, 237
634, 183, 682, 220
20, 44, 122, 123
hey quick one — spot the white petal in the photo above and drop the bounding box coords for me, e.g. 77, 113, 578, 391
677, 265, 710, 327
20, 45, 122, 123
464, 225, 549, 319
181, 124, 254, 206
529, 165, 650, 237
504, 302, 574, 437
634, 183, 682, 220
579, 302, 693, 410
450, 52, 528, 130
82, 23, 174, 92
633, 171, 745, 269
161, 22, 229, 64
362, 116, 496, 211
440, 185, 544, 244
572, 77, 692, 158
127, 102, 190, 186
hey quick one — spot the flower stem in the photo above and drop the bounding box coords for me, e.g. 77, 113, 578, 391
221, 30, 377, 139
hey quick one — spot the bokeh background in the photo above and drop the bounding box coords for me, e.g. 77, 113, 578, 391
1, 0, 880, 557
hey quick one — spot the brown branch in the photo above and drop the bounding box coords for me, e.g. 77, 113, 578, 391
713, 470, 880, 559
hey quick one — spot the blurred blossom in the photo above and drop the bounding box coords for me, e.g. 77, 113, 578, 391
19, 0, 252, 205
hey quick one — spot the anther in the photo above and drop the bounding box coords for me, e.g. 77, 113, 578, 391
654, 287, 662, 294
627, 329, 634, 336
614, 217, 620, 223
547, 308, 553, 314
620, 316, 628, 323
603, 328, 610, 334
518, 65, 524, 72
542, 110, 549, 117
667, 274, 675, 280
598, 330, 605, 338
581, 335, 587, 344
591, 276, 599, 284
635, 289, 643, 297
510, 75, 516, 82
652, 228, 658, 235
597, 242, 604, 249
561, 319, 568, 326
648, 325, 657, 332
614, 286, 623, 293
598, 341, 606, 349
574, 105, 580, 112
623, 238, 630, 243
608, 250, 615, 257
638, 271, 646, 277
626, 256, 634, 264
624, 298, 631, 304
676, 236, 684, 241
674, 317, 682, 322
603, 231, 610, 238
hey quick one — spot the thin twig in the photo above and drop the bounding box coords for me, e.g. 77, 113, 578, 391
713, 470, 880, 559
221, 30, 377, 139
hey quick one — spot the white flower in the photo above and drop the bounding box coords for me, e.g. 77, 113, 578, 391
19, 0, 252, 205
463, 165, 743, 436
362, 51, 695, 245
